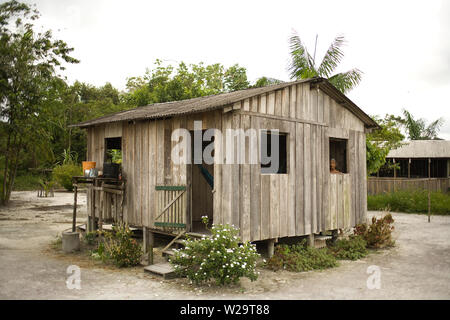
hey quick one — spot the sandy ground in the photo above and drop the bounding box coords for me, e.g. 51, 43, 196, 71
0, 191, 449, 300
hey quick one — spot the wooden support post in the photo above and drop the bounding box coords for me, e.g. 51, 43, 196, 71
308, 233, 315, 247
148, 231, 154, 265
393, 158, 396, 178
72, 182, 78, 232
143, 226, 148, 254
393, 158, 397, 192
91, 181, 96, 231
331, 229, 339, 244
99, 182, 104, 232
119, 181, 124, 222
267, 239, 275, 258
428, 158, 431, 223
408, 158, 411, 179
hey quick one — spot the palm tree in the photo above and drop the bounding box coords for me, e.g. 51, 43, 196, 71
288, 32, 362, 93
402, 109, 444, 140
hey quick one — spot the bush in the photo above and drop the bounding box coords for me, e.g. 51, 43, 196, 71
12, 171, 46, 191
329, 235, 368, 260
267, 240, 338, 272
98, 223, 142, 267
368, 190, 450, 215
354, 213, 395, 249
52, 164, 82, 191
169, 217, 260, 286
83, 231, 97, 246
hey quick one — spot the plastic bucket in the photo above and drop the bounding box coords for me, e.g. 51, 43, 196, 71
82, 161, 96, 175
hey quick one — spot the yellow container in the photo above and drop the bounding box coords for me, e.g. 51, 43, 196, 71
82, 161, 96, 176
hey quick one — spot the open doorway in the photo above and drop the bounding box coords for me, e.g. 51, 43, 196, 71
189, 130, 214, 233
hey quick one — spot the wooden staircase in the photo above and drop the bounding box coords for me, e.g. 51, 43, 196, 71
143, 232, 208, 279
143, 263, 178, 280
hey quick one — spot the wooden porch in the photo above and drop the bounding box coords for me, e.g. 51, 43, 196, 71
72, 176, 125, 232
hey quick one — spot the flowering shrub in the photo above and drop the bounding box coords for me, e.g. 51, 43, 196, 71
354, 213, 395, 249
99, 223, 142, 267
169, 217, 260, 285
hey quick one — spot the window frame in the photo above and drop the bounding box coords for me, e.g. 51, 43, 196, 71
260, 130, 288, 175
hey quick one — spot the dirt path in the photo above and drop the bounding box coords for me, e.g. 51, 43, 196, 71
0, 191, 449, 299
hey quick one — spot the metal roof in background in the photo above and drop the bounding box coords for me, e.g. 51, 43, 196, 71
387, 140, 450, 158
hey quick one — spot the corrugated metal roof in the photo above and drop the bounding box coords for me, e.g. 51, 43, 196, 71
387, 140, 450, 158
70, 77, 379, 129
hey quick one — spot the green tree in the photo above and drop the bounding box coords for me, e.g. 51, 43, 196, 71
401, 109, 444, 140
224, 64, 250, 91
0, 1, 78, 204
288, 32, 362, 93
366, 114, 405, 175
122, 60, 252, 107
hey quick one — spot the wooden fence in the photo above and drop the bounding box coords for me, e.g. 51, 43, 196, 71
367, 177, 450, 195
154, 185, 187, 232
87, 178, 125, 231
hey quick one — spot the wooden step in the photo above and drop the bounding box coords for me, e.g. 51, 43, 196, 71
185, 232, 210, 239
144, 263, 179, 279
162, 249, 175, 258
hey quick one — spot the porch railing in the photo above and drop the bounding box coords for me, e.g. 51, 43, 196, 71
154, 185, 187, 232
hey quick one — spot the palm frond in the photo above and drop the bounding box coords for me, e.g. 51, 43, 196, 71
288, 32, 316, 80
424, 118, 444, 139
402, 109, 425, 140
317, 35, 345, 78
328, 68, 363, 94
402, 109, 444, 140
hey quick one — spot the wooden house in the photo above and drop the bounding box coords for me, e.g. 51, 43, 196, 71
368, 140, 450, 195
72, 77, 378, 250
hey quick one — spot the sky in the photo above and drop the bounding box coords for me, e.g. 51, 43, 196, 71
25, 0, 450, 139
